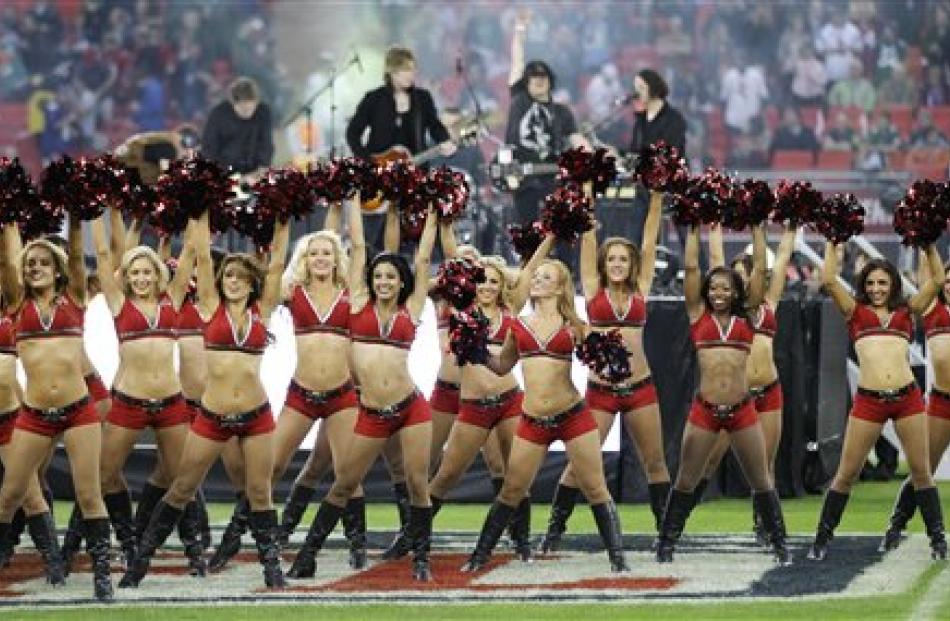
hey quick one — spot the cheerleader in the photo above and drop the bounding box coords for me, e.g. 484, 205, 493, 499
541, 192, 669, 552
0, 217, 113, 601
463, 257, 628, 572
809, 243, 946, 561
880, 254, 950, 554
287, 198, 438, 581
120, 211, 291, 588
695, 223, 796, 539
656, 224, 790, 564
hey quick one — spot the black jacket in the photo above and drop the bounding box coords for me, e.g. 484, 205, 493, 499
201, 101, 274, 173
346, 85, 449, 159
629, 102, 687, 156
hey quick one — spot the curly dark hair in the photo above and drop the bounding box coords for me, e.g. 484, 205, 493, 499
366, 252, 414, 306
700, 266, 748, 319
854, 258, 904, 311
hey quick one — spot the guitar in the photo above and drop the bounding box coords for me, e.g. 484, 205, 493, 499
361, 121, 480, 211
487, 152, 640, 195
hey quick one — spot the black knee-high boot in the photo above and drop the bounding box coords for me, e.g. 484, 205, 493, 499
195, 488, 211, 550
60, 503, 84, 576
591, 501, 629, 572
119, 501, 182, 588
807, 489, 850, 561
880, 479, 916, 552
132, 483, 167, 542
249, 509, 287, 588
103, 490, 137, 570
279, 484, 315, 545
462, 501, 516, 572
0, 523, 10, 568
341, 497, 367, 570
286, 501, 344, 579
753, 490, 791, 565
508, 496, 532, 562
208, 494, 249, 572
83, 518, 114, 602
539, 484, 580, 554
690, 478, 709, 510
8, 508, 25, 550
26, 512, 65, 585
381, 482, 412, 560
916, 486, 948, 560
177, 500, 207, 576
656, 489, 694, 563
42, 486, 54, 522
408, 505, 433, 581
648, 482, 671, 533
0, 512, 20, 568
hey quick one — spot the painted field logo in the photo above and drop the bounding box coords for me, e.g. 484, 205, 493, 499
0, 534, 934, 606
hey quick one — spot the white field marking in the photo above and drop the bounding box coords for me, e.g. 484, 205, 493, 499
841, 535, 930, 600
907, 559, 950, 621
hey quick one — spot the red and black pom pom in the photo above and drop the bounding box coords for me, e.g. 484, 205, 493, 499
557, 147, 618, 196
0, 157, 40, 225
229, 201, 276, 253
734, 178, 775, 228
315, 157, 379, 204
155, 155, 235, 231
252, 167, 316, 223
416, 165, 470, 220
377, 159, 422, 210
448, 307, 491, 366
575, 330, 631, 382
812, 193, 865, 244
633, 140, 689, 194
433, 257, 487, 310
40, 155, 123, 221
772, 179, 823, 225
508, 221, 547, 261
669, 169, 732, 228
893, 179, 949, 248
540, 182, 593, 244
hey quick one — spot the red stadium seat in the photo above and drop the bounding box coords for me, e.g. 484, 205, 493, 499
887, 150, 907, 170
14, 132, 41, 179
817, 150, 854, 170
882, 105, 914, 138
763, 105, 780, 131
932, 105, 950, 135
905, 148, 950, 181
799, 106, 820, 129
771, 150, 815, 169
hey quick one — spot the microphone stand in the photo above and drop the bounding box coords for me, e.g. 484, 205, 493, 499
283, 52, 361, 169
457, 60, 488, 248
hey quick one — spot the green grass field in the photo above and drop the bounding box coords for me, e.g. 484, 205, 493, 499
6, 479, 947, 621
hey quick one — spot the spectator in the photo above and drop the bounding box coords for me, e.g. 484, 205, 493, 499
656, 14, 692, 65
827, 59, 876, 112
875, 23, 906, 81
877, 62, 918, 107
769, 106, 820, 160
0, 41, 27, 101
584, 62, 624, 121
720, 49, 768, 133
908, 109, 950, 149
814, 7, 862, 84
822, 110, 858, 151
791, 43, 827, 108
726, 115, 769, 169
131, 70, 166, 132
920, 5, 950, 73
857, 112, 901, 171
921, 65, 950, 107
777, 14, 810, 83
20, 0, 63, 74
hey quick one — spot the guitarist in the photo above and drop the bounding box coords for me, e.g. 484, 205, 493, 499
346, 46, 455, 255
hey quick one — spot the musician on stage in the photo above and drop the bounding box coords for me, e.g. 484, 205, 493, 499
201, 77, 274, 182
346, 46, 455, 256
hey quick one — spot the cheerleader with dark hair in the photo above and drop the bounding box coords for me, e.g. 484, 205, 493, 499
656, 223, 791, 564
809, 243, 946, 561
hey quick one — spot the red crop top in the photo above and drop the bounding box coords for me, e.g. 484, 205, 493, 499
203, 303, 270, 354
15, 294, 84, 342
690, 312, 754, 352
752, 302, 777, 338
923, 302, 950, 339
349, 303, 417, 350
847, 304, 913, 342
510, 317, 574, 361
586, 288, 646, 329
488, 310, 514, 347
287, 285, 350, 337
0, 315, 15, 355
177, 297, 205, 337
114, 296, 177, 343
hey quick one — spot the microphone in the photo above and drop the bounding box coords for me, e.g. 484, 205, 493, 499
353, 49, 363, 73
456, 56, 463, 75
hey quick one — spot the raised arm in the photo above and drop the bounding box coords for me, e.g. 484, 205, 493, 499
0, 223, 24, 312
745, 224, 767, 309
708, 222, 725, 268
684, 225, 704, 319
260, 218, 291, 320
579, 226, 599, 299
90, 213, 124, 315
485, 332, 520, 376
323, 201, 342, 233
194, 210, 219, 319
766, 223, 797, 305
124, 216, 143, 255
383, 200, 401, 253
908, 244, 944, 315
67, 215, 87, 306
822, 241, 856, 318
510, 233, 556, 312
439, 219, 458, 259
347, 194, 369, 308
508, 11, 528, 86
406, 207, 438, 319
636, 190, 663, 295
166, 219, 197, 310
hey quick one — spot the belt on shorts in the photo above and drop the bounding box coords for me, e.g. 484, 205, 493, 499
112, 390, 182, 414
361, 391, 419, 420
749, 379, 780, 399
588, 375, 653, 397
698, 395, 752, 422
199, 402, 269, 428
461, 387, 520, 408
857, 383, 915, 403
290, 379, 354, 405
435, 379, 460, 392
930, 386, 950, 400
523, 401, 585, 430
185, 397, 202, 410
0, 407, 18, 424
23, 395, 91, 424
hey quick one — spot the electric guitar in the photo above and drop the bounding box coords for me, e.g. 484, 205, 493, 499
487, 152, 640, 196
